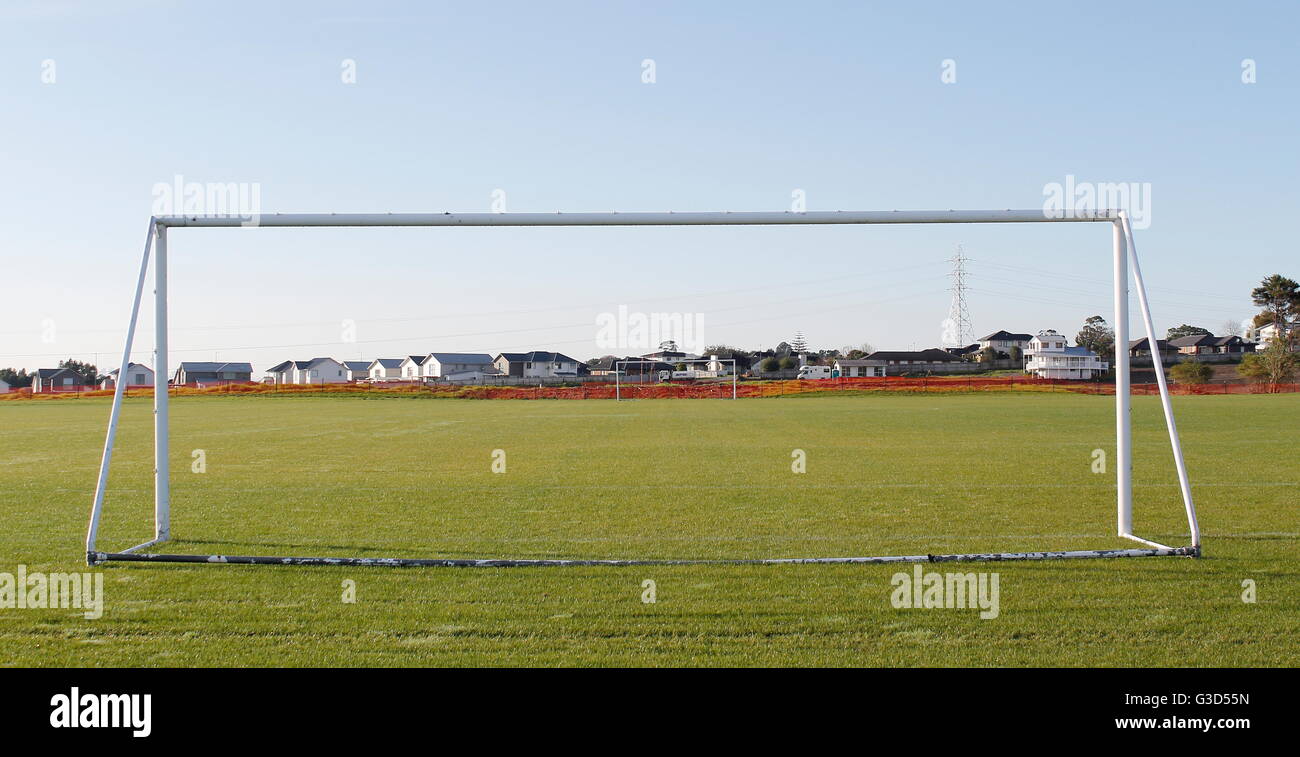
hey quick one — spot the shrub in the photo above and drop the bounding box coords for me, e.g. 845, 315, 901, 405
1170, 359, 1212, 385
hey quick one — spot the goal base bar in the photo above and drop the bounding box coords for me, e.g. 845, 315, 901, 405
89, 546, 1199, 568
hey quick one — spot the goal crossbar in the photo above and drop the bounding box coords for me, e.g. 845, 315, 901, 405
86, 208, 1201, 567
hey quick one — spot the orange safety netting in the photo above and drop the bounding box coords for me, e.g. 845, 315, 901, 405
4, 376, 1299, 401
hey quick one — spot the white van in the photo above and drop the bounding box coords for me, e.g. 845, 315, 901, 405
796, 365, 833, 380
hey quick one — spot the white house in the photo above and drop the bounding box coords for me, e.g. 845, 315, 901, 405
266, 358, 348, 385
368, 358, 404, 381
834, 358, 887, 377
492, 351, 583, 378
0, 378, 9, 394
1024, 330, 1108, 379
100, 363, 155, 389
397, 355, 430, 379
421, 353, 496, 380
1248, 320, 1296, 351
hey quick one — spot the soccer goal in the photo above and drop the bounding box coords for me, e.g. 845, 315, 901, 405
614, 357, 738, 400
86, 209, 1200, 568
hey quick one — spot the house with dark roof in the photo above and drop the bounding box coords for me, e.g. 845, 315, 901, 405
1128, 338, 1178, 359
33, 367, 87, 393
977, 330, 1034, 356
493, 351, 582, 378
865, 349, 962, 365
173, 362, 253, 385
1168, 334, 1254, 356
341, 361, 371, 381
367, 358, 404, 381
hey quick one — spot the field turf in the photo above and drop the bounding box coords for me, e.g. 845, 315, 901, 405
0, 392, 1295, 666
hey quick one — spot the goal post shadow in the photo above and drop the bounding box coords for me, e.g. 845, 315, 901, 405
86, 209, 1201, 568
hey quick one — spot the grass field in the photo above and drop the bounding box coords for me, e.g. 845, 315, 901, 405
1, 392, 1296, 667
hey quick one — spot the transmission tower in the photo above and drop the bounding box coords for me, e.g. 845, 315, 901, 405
944, 245, 973, 347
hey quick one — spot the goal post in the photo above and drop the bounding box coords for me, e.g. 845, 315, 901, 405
614, 357, 738, 400
86, 209, 1200, 568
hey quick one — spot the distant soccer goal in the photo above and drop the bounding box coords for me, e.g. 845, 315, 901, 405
614, 357, 738, 400
85, 209, 1200, 568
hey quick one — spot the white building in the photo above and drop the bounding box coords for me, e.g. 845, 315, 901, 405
492, 351, 582, 378
100, 363, 155, 389
0, 378, 9, 394
1248, 320, 1296, 350
421, 353, 496, 380
266, 357, 349, 385
1024, 330, 1108, 379
834, 358, 887, 377
368, 358, 404, 381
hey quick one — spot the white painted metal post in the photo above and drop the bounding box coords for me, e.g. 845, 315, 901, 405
154, 222, 171, 541
1114, 220, 1132, 536
86, 223, 155, 560
1122, 214, 1200, 550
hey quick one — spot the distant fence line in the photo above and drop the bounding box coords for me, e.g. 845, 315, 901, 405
6, 375, 1299, 401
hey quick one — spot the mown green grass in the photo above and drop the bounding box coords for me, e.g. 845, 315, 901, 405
0, 392, 1295, 667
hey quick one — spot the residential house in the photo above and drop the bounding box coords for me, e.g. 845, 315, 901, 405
0, 378, 9, 394
421, 353, 496, 380
977, 330, 1033, 356
367, 358, 404, 381
397, 355, 430, 379
173, 362, 253, 385
1168, 334, 1255, 356
834, 358, 887, 377
944, 344, 981, 359
33, 368, 86, 393
266, 357, 348, 384
100, 363, 155, 390
1247, 321, 1296, 351
1024, 330, 1108, 379
493, 351, 583, 378
341, 361, 371, 381
1128, 338, 1178, 360
866, 349, 963, 366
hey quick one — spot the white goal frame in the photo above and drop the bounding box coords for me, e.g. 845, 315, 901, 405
86, 209, 1200, 568
614, 358, 738, 400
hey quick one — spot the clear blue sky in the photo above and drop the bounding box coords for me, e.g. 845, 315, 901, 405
1, 0, 1296, 373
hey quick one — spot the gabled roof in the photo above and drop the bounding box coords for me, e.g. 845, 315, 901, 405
177, 362, 253, 373
495, 351, 580, 364
369, 358, 404, 369
427, 352, 493, 364
979, 330, 1033, 342
38, 367, 83, 381
267, 360, 294, 373
1168, 334, 1217, 347
107, 363, 152, 376
342, 360, 371, 370
866, 349, 960, 362
1128, 338, 1172, 350
399, 355, 430, 366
